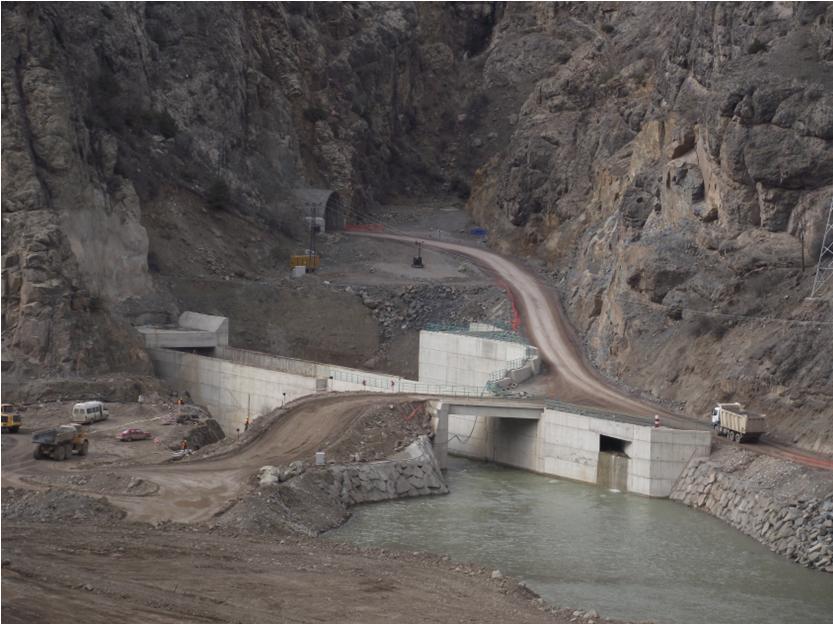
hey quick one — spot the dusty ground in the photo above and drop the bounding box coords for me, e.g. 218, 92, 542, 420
1, 393, 630, 624
1, 400, 221, 475
0, 523, 628, 624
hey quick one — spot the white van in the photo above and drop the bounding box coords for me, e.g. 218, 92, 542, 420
71, 401, 110, 424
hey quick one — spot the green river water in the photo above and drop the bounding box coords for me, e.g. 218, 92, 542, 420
328, 457, 833, 624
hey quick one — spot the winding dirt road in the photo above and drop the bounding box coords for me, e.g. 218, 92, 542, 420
352, 232, 833, 471
353, 233, 679, 419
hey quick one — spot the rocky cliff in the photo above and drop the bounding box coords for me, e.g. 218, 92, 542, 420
2, 3, 831, 449
464, 3, 833, 451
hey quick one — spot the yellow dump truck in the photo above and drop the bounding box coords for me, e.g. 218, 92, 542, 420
32, 424, 89, 460
711, 403, 766, 443
1, 404, 22, 433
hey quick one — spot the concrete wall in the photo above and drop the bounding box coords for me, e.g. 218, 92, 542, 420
149, 348, 317, 432
216, 346, 487, 397
418, 331, 530, 388
537, 407, 710, 497
179, 312, 229, 345
138, 328, 219, 349
137, 312, 229, 349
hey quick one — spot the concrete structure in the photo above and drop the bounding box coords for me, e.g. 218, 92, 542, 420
142, 313, 709, 497
149, 348, 318, 431
138, 312, 228, 349
291, 188, 345, 233
146, 343, 495, 432
419, 328, 535, 389
434, 398, 711, 497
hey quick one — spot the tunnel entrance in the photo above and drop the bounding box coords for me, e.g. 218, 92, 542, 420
598, 435, 630, 492
324, 191, 345, 231
599, 434, 629, 456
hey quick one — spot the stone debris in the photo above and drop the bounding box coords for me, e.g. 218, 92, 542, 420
671, 454, 833, 573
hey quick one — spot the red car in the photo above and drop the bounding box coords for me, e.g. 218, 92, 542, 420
117, 428, 153, 442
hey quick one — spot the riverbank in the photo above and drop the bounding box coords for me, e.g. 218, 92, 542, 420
670, 444, 833, 572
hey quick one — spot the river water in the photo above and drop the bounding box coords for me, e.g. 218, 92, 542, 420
328, 458, 833, 624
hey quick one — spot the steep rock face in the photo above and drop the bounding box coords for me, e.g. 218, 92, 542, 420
0, 2, 481, 378
465, 3, 833, 451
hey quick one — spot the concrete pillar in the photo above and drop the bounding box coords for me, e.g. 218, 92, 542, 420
429, 402, 449, 470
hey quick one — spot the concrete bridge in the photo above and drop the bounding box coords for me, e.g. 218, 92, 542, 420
431, 398, 710, 498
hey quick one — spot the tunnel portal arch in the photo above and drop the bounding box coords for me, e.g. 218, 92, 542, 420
291, 188, 346, 233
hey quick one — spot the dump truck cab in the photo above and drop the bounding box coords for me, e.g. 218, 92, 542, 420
71, 401, 109, 424
1, 403, 22, 433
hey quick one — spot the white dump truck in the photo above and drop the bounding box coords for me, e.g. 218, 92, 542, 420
711, 403, 766, 443
71, 401, 110, 424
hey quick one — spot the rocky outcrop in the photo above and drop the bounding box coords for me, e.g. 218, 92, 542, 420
671, 447, 833, 572
0, 2, 487, 384
463, 3, 833, 451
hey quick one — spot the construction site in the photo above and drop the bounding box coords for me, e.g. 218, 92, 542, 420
3, 3, 833, 624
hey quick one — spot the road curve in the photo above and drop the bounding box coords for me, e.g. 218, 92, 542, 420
352, 232, 680, 421
351, 232, 833, 471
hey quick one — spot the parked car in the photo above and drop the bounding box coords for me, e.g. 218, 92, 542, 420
117, 428, 153, 442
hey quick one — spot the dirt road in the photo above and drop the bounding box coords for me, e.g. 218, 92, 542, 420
1, 394, 429, 524
354, 232, 833, 471
353, 233, 684, 419
3, 394, 620, 624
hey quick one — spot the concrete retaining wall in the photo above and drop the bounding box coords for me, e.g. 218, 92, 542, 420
149, 348, 318, 432
179, 311, 229, 345
418, 331, 530, 388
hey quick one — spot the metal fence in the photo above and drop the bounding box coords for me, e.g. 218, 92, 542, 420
422, 323, 529, 345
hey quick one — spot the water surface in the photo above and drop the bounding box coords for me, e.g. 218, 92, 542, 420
329, 457, 833, 624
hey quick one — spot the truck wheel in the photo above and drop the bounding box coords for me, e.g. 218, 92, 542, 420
10, 426, 19, 433
33, 446, 43, 460
78, 440, 89, 456
55, 445, 67, 461
735, 432, 743, 443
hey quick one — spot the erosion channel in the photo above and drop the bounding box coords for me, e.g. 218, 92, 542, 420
328, 458, 833, 624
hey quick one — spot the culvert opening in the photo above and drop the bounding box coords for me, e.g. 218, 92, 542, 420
599, 434, 629, 457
